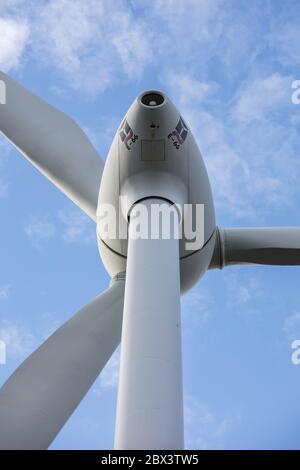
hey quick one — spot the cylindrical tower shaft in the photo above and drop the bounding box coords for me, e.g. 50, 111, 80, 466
114, 199, 184, 450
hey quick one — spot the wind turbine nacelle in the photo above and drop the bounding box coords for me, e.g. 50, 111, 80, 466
97, 91, 216, 292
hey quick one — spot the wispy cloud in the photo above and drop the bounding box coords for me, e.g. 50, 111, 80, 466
270, 17, 300, 67
283, 312, 300, 341
23, 209, 95, 248
0, 320, 36, 361
164, 69, 300, 221
145, 0, 223, 65
94, 349, 120, 394
225, 272, 262, 309
0, 0, 256, 95
0, 285, 11, 300
0, 16, 29, 71
182, 285, 214, 329
58, 208, 95, 244
1, 0, 155, 91
24, 217, 56, 248
163, 72, 218, 108
184, 395, 239, 450
31, 0, 153, 92
232, 73, 291, 122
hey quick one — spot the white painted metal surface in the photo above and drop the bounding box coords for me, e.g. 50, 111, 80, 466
209, 227, 300, 268
114, 199, 184, 450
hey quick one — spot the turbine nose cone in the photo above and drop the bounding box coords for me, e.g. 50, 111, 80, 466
124, 89, 177, 142
139, 91, 166, 108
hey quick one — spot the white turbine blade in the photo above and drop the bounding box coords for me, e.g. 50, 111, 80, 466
209, 227, 300, 268
0, 70, 103, 220
0, 276, 125, 450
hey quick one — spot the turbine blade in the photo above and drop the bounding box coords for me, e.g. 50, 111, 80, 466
0, 275, 125, 450
0, 70, 103, 221
209, 227, 300, 268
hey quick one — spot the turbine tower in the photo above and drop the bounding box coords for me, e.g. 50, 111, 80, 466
0, 72, 300, 450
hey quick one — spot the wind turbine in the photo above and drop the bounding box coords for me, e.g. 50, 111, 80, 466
0, 71, 300, 450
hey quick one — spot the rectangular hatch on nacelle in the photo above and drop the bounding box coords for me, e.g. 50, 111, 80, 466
141, 139, 165, 162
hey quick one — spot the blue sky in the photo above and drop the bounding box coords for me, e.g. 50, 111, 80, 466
1, 0, 300, 449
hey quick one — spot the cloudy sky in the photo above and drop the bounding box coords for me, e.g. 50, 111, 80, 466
1, 0, 300, 450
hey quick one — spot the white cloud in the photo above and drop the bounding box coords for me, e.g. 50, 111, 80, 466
83, 115, 122, 154
184, 396, 238, 450
164, 71, 300, 221
270, 19, 300, 67
232, 73, 291, 122
110, 10, 152, 80
0, 0, 271, 101
0, 285, 11, 300
283, 312, 300, 341
182, 285, 214, 329
204, 139, 253, 219
23, 209, 94, 248
58, 208, 95, 244
94, 349, 120, 394
24, 217, 56, 248
1, 0, 156, 92
164, 74, 257, 219
164, 72, 218, 108
29, 0, 153, 92
0, 320, 36, 360
151, 0, 219, 21
0, 16, 29, 71
147, 0, 223, 53
225, 272, 262, 308
0, 0, 228, 93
